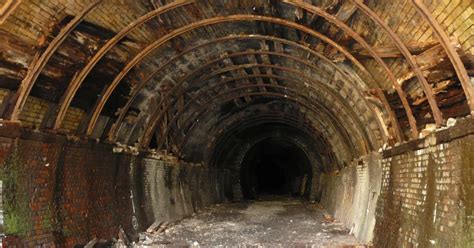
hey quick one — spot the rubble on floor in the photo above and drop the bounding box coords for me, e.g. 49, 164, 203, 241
134, 199, 365, 247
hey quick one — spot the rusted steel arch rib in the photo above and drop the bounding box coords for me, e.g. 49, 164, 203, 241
212, 115, 326, 147
7, 0, 101, 120
214, 116, 324, 142
53, 0, 195, 129
353, 1, 444, 127
109, 34, 385, 142
204, 115, 332, 167
180, 91, 356, 157
159, 64, 376, 149
215, 115, 322, 140
85, 15, 401, 138
0, 0, 21, 24
146, 69, 374, 152
205, 114, 335, 165
85, 14, 372, 137
283, 0, 418, 138
196, 114, 323, 156
183, 52, 333, 87
211, 112, 336, 154
411, 0, 474, 113
146, 73, 370, 155
201, 63, 331, 82
207, 114, 325, 150
162, 77, 369, 155
172, 89, 360, 160
153, 52, 333, 117
210, 132, 337, 174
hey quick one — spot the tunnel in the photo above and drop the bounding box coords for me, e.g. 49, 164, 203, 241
0, 0, 473, 247
240, 138, 312, 198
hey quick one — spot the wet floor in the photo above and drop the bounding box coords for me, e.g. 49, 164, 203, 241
135, 198, 363, 247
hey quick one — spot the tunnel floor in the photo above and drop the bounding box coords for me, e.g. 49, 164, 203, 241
136, 198, 362, 247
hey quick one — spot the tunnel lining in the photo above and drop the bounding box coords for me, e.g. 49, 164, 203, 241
0, 0, 473, 246
0, 1, 470, 160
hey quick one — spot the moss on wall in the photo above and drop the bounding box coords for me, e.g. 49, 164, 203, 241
0, 148, 32, 236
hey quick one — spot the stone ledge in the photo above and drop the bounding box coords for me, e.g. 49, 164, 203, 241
0, 120, 115, 150
382, 116, 474, 158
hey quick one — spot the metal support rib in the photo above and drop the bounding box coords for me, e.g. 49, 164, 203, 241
283, 0, 418, 138
83, 14, 373, 136
6, 0, 101, 120
143, 70, 371, 151
53, 0, 194, 129
109, 35, 387, 142
411, 0, 474, 114
0, 0, 21, 24
354, 0, 444, 127
174, 90, 358, 159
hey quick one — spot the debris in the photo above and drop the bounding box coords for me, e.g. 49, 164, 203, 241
147, 149, 179, 162
300, 175, 308, 195
147, 221, 162, 233
323, 213, 335, 222
313, 202, 324, 209
113, 142, 140, 155
134, 200, 360, 246
157, 222, 172, 233
146, 221, 172, 234
94, 239, 114, 248
419, 123, 436, 138
118, 227, 129, 245
113, 146, 124, 153
446, 117, 456, 127
84, 238, 97, 248
113, 239, 126, 248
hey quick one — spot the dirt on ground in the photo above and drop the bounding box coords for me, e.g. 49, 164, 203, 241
134, 198, 363, 247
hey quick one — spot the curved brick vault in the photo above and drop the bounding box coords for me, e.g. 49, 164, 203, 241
0, 0, 472, 247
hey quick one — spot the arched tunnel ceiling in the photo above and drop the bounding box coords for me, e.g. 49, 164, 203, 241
0, 0, 473, 168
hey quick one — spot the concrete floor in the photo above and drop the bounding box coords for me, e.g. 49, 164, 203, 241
135, 198, 363, 247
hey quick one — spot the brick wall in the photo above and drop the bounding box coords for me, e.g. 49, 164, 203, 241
17, 96, 49, 129
320, 152, 382, 243
373, 119, 474, 247
0, 128, 135, 247
0, 124, 232, 247
59, 107, 85, 133
320, 117, 474, 247
137, 158, 230, 229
